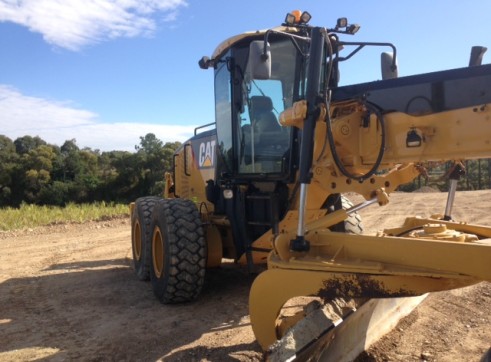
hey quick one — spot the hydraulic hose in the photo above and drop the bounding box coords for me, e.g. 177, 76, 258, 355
326, 100, 386, 182
320, 27, 386, 182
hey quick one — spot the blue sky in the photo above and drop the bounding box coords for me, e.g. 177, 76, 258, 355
1, 1, 490, 151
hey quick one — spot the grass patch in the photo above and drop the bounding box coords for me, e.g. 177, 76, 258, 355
0, 202, 130, 231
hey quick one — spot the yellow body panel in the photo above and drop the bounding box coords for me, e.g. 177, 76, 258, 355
247, 100, 491, 350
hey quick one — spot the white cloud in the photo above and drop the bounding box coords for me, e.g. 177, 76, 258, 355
0, 0, 187, 50
0, 85, 196, 151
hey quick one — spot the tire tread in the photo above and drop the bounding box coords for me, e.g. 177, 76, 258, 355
151, 198, 206, 304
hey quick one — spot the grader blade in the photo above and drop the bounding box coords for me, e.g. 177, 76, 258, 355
250, 226, 491, 350
267, 298, 359, 362
250, 269, 478, 350
267, 294, 428, 362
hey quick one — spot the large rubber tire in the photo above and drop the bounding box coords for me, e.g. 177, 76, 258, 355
131, 196, 161, 281
150, 198, 206, 304
327, 194, 364, 235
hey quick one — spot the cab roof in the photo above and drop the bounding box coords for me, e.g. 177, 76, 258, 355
210, 26, 301, 61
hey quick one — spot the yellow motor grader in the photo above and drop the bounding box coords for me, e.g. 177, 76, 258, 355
130, 10, 491, 357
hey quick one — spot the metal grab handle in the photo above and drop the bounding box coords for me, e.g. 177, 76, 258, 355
184, 144, 191, 177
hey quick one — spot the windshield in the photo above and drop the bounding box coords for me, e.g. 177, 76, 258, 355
238, 37, 306, 175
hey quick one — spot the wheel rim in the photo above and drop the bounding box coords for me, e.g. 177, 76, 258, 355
132, 220, 142, 261
152, 227, 164, 278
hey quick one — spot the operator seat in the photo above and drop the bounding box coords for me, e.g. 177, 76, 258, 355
248, 96, 287, 173
250, 96, 281, 133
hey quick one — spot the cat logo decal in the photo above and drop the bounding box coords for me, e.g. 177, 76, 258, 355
198, 140, 216, 169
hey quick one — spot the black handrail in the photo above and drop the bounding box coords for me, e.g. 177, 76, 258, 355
194, 122, 216, 135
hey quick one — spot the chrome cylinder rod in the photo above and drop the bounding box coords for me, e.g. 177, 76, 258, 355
296, 183, 308, 237
444, 179, 458, 220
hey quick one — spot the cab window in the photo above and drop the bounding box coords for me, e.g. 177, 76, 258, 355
238, 79, 290, 174
214, 54, 233, 173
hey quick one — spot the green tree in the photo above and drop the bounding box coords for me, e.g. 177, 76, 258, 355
60, 139, 81, 181
135, 134, 181, 196
72, 149, 101, 202
14, 135, 46, 155
0, 133, 183, 206
106, 150, 142, 201
0, 135, 19, 206
22, 144, 57, 203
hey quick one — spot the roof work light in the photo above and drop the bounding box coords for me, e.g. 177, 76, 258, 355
284, 10, 312, 26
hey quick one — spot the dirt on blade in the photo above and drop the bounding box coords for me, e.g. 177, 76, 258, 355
1, 190, 490, 361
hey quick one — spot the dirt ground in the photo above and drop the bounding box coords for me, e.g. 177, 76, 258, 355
0, 190, 490, 362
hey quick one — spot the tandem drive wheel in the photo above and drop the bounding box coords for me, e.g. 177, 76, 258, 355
150, 198, 206, 303
131, 196, 161, 281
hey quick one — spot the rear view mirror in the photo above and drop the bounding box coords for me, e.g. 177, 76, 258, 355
381, 52, 398, 80
248, 41, 271, 80
198, 56, 213, 69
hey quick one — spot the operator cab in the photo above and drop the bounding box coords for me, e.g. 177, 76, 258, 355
200, 26, 312, 182
198, 21, 315, 256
